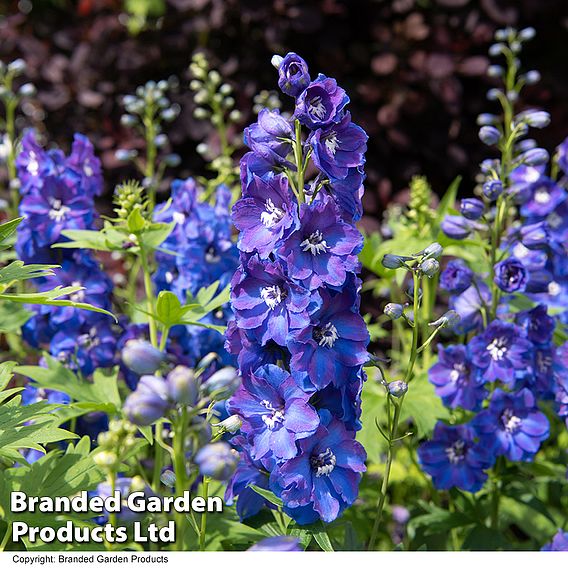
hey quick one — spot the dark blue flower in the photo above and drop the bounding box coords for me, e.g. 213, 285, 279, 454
450, 282, 491, 334
275, 52, 311, 98
429, 345, 486, 411
233, 173, 298, 259
295, 74, 349, 130
228, 364, 319, 460
309, 113, 367, 180
514, 304, 554, 346
440, 259, 474, 294
278, 195, 362, 289
418, 422, 494, 492
327, 166, 365, 221
272, 411, 366, 523
460, 198, 484, 220
231, 256, 311, 347
288, 284, 369, 390
441, 215, 474, 240
520, 176, 566, 218
468, 320, 533, 386
66, 133, 104, 197
494, 257, 528, 293
473, 388, 550, 462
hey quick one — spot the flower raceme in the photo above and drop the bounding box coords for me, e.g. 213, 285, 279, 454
226, 53, 369, 524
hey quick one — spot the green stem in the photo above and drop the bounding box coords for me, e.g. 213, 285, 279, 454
139, 244, 158, 348
144, 104, 157, 208
173, 408, 188, 551
152, 422, 164, 495
105, 471, 117, 550
293, 120, 305, 204
199, 477, 210, 551
0, 524, 12, 552
404, 272, 421, 384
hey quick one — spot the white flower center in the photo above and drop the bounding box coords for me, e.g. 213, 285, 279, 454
502, 408, 522, 433
486, 337, 508, 361
300, 229, 329, 256
84, 164, 93, 177
534, 187, 551, 204
260, 198, 285, 228
27, 152, 39, 175
308, 96, 327, 121
311, 448, 336, 477
260, 400, 285, 430
172, 211, 186, 225
324, 131, 340, 155
313, 322, 339, 348
48, 199, 71, 222
445, 440, 466, 465
512, 243, 529, 259
548, 281, 561, 296
205, 245, 221, 264
260, 285, 285, 310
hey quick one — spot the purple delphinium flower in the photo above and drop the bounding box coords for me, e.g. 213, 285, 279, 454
288, 284, 369, 390
309, 113, 367, 180
66, 133, 104, 197
557, 136, 568, 175
520, 176, 566, 219
542, 530, 568, 551
227, 364, 319, 460
327, 166, 365, 221
417, 422, 494, 493
278, 195, 362, 289
233, 173, 298, 259
514, 304, 555, 346
249, 536, 302, 552
494, 257, 528, 293
295, 74, 349, 130
553, 342, 568, 427
440, 259, 474, 294
244, 109, 294, 166
231, 256, 311, 346
468, 320, 533, 387
19, 172, 93, 247
225, 436, 276, 520
450, 282, 491, 334
473, 388, 550, 462
428, 345, 486, 411
273, 411, 366, 524
275, 52, 310, 98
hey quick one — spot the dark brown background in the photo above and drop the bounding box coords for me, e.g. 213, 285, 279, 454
1, 0, 567, 224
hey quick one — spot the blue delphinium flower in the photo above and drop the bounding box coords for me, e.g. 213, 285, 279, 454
295, 74, 349, 129
278, 195, 362, 289
493, 257, 528, 293
542, 530, 568, 551
309, 113, 368, 180
429, 345, 487, 411
233, 173, 298, 259
227, 364, 319, 460
450, 282, 491, 334
288, 285, 369, 390
468, 320, 533, 386
418, 422, 494, 492
227, 53, 368, 524
231, 256, 311, 347
473, 388, 550, 462
272, 411, 366, 523
440, 259, 474, 294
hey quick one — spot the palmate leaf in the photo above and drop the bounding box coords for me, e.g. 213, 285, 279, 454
0, 437, 105, 527
0, 260, 57, 286
0, 217, 24, 251
17, 357, 122, 415
0, 301, 32, 333
0, 285, 117, 322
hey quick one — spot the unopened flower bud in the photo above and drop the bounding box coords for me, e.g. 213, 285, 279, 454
520, 222, 548, 249
123, 391, 169, 426
384, 303, 404, 320
271, 55, 284, 69
160, 470, 176, 488
419, 258, 440, 278
521, 148, 549, 166
163, 153, 181, 167
482, 179, 503, 201
94, 451, 117, 468
388, 380, 408, 398
517, 110, 550, 129
167, 366, 199, 406
523, 70, 541, 85
382, 254, 413, 270
217, 415, 242, 433
122, 339, 165, 375
195, 443, 239, 481
18, 83, 36, 97
203, 367, 240, 400
478, 126, 501, 146
519, 27, 536, 41
460, 198, 484, 220
429, 310, 461, 329
476, 113, 497, 126
441, 215, 472, 240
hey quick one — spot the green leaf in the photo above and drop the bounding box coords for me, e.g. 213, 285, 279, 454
303, 522, 334, 551
138, 222, 175, 250
435, 176, 462, 226
249, 485, 284, 508
16, 358, 122, 414
0, 301, 32, 332
155, 290, 183, 327
0, 261, 57, 285
0, 217, 23, 250
55, 229, 118, 251
0, 285, 117, 322
127, 207, 147, 232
